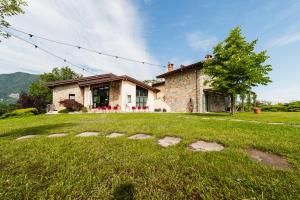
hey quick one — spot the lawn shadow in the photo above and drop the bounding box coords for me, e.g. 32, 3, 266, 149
186, 112, 230, 117
111, 182, 135, 200
0, 123, 76, 138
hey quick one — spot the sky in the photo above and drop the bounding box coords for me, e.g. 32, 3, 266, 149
0, 0, 300, 103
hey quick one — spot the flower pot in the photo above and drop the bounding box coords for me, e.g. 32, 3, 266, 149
253, 107, 261, 114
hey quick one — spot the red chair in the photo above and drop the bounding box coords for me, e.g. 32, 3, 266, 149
107, 105, 112, 112
113, 106, 119, 112
101, 106, 107, 112
132, 106, 136, 112
143, 106, 148, 112
137, 106, 141, 111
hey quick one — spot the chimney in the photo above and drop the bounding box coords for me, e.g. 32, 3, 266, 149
167, 62, 174, 72
205, 54, 213, 61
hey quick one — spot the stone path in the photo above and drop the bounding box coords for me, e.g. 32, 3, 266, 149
47, 133, 67, 138
76, 132, 99, 137
14, 130, 293, 170
158, 136, 181, 147
106, 133, 125, 138
16, 135, 37, 140
128, 134, 152, 140
189, 140, 224, 152
246, 148, 290, 170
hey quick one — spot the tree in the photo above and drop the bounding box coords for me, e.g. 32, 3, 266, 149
204, 26, 272, 114
17, 91, 45, 113
0, 0, 27, 38
28, 67, 82, 112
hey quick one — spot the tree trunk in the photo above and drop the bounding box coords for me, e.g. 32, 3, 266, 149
241, 94, 245, 112
230, 94, 236, 115
247, 92, 251, 111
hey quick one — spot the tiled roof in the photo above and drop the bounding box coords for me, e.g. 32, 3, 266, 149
46, 73, 159, 92
156, 61, 204, 78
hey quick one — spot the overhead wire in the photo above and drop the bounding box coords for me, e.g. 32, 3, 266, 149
7, 26, 166, 68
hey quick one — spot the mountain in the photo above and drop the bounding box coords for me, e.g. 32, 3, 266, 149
0, 72, 39, 104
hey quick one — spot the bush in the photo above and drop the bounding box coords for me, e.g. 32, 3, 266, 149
154, 108, 161, 112
260, 101, 300, 112
81, 107, 88, 113
0, 103, 17, 116
58, 109, 70, 113
0, 108, 39, 119
17, 92, 46, 113
59, 99, 83, 111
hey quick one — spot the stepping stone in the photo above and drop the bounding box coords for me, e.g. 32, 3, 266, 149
268, 122, 284, 125
216, 118, 227, 121
202, 118, 210, 120
189, 140, 224, 152
158, 136, 181, 147
128, 134, 152, 140
248, 120, 260, 123
47, 133, 67, 138
246, 148, 290, 170
106, 133, 125, 138
231, 119, 245, 122
16, 135, 37, 140
76, 132, 99, 137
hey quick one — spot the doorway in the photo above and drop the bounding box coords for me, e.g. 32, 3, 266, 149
92, 85, 110, 108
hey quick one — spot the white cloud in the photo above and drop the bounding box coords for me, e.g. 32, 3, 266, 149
267, 30, 300, 48
0, 0, 162, 80
187, 32, 217, 51
254, 85, 300, 104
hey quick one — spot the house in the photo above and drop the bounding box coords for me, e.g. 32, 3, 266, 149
47, 73, 161, 112
47, 55, 228, 113
153, 55, 229, 112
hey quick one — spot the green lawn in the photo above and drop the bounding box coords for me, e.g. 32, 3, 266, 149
0, 112, 299, 199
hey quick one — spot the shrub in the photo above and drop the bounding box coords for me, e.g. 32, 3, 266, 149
59, 99, 83, 111
17, 92, 46, 113
0, 108, 39, 119
81, 107, 88, 113
58, 109, 70, 113
0, 103, 17, 116
154, 108, 161, 112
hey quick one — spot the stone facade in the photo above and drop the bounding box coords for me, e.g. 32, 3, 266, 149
158, 69, 226, 113
52, 83, 84, 111
109, 81, 121, 107
164, 69, 201, 112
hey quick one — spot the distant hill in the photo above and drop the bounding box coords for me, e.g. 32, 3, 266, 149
0, 72, 39, 104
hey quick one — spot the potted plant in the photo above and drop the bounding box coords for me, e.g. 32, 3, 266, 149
253, 107, 261, 114
252, 93, 261, 114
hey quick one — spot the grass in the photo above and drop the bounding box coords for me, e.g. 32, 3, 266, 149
0, 112, 299, 199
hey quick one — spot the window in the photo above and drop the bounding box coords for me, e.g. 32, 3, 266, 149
127, 95, 132, 103
69, 94, 75, 100
136, 86, 148, 107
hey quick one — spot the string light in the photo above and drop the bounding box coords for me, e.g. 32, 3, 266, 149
7, 26, 166, 68
0, 27, 99, 75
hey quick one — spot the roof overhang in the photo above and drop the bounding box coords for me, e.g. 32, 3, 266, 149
156, 61, 204, 78
46, 73, 159, 93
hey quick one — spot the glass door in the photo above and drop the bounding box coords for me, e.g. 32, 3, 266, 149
92, 85, 110, 108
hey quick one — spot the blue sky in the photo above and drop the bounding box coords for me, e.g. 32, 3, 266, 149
0, 0, 300, 102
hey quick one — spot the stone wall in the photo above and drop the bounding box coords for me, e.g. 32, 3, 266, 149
164, 69, 202, 112
52, 83, 83, 111
109, 81, 121, 106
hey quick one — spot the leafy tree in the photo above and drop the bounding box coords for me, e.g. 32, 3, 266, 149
17, 92, 45, 113
0, 0, 27, 38
204, 27, 272, 114
28, 67, 82, 111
